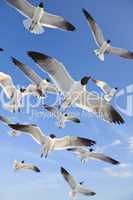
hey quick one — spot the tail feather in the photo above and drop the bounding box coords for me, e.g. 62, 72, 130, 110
23, 19, 44, 34
94, 49, 104, 61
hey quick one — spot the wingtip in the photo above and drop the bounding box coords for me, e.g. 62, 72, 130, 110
60, 167, 68, 175
82, 8, 94, 22
33, 166, 41, 173
28, 51, 51, 62
78, 137, 96, 146
110, 107, 125, 125
65, 22, 76, 31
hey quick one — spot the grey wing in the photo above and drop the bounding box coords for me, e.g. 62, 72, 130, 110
89, 152, 120, 165
54, 136, 96, 150
45, 82, 59, 93
6, 0, 35, 18
78, 186, 96, 196
108, 46, 133, 59
27, 51, 75, 93
8, 124, 46, 145
41, 12, 75, 31
92, 79, 111, 94
12, 57, 42, 85
60, 167, 77, 190
82, 9, 105, 47
75, 91, 124, 124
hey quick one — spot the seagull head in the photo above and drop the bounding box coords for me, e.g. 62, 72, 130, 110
49, 134, 56, 139
81, 76, 91, 86
89, 148, 94, 152
107, 40, 111, 44
39, 2, 44, 8
79, 181, 84, 185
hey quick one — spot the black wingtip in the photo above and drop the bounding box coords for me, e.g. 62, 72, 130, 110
90, 192, 96, 196
110, 107, 125, 125
111, 159, 120, 165
78, 137, 96, 146
33, 166, 40, 173
11, 57, 22, 66
28, 51, 51, 62
64, 22, 76, 31
82, 8, 94, 22
60, 167, 68, 175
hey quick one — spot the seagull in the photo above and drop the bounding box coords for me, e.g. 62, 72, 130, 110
0, 115, 19, 136
82, 8, 133, 61
27, 51, 124, 124
43, 104, 80, 128
8, 123, 96, 158
91, 78, 118, 102
12, 57, 59, 97
6, 0, 76, 34
60, 167, 96, 198
13, 160, 40, 172
67, 148, 120, 165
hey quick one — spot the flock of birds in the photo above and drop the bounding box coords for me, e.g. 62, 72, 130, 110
0, 0, 132, 198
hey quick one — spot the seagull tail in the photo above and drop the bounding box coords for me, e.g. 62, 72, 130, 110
69, 190, 76, 198
23, 19, 44, 34
94, 49, 104, 61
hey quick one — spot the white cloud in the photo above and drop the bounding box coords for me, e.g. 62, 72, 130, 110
103, 163, 133, 178
128, 137, 133, 153
96, 139, 122, 153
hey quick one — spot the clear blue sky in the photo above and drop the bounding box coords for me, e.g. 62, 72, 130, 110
0, 0, 133, 199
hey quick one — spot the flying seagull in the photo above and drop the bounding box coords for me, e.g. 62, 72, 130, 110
27, 51, 124, 124
12, 57, 59, 97
67, 148, 120, 165
0, 115, 19, 136
43, 104, 80, 128
13, 160, 40, 172
9, 123, 96, 158
82, 8, 133, 61
91, 78, 118, 102
6, 0, 76, 34
61, 167, 96, 198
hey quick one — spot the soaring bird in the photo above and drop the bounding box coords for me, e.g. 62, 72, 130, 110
12, 57, 59, 97
43, 104, 80, 128
91, 78, 118, 102
67, 148, 120, 165
82, 8, 133, 61
13, 160, 40, 173
61, 167, 96, 198
27, 51, 124, 124
6, 0, 75, 34
9, 123, 96, 158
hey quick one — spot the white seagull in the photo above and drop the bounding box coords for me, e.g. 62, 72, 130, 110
61, 167, 96, 198
67, 148, 120, 165
82, 8, 133, 61
9, 123, 96, 158
6, 0, 76, 34
91, 78, 118, 102
13, 160, 40, 173
43, 104, 80, 128
12, 57, 59, 97
27, 51, 124, 124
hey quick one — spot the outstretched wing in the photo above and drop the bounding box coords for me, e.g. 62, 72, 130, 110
75, 91, 124, 124
8, 124, 46, 145
82, 9, 105, 47
61, 167, 77, 190
6, 0, 35, 18
54, 136, 96, 150
27, 51, 75, 93
41, 12, 75, 31
108, 46, 133, 59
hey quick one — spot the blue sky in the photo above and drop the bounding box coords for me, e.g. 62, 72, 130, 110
0, 0, 133, 199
